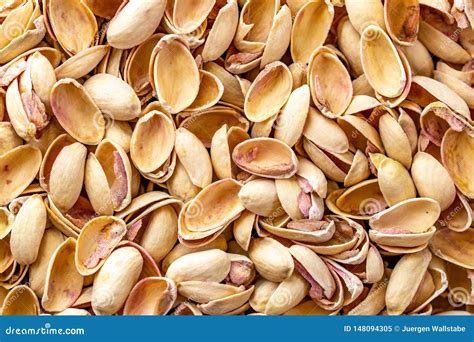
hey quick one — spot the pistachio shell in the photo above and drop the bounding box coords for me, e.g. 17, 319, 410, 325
369, 198, 441, 233
184, 178, 244, 232
399, 40, 433, 77
379, 113, 413, 168
42, 238, 84, 312
429, 228, 474, 269
244, 62, 292, 122
51, 79, 105, 145
92, 246, 143, 315
171, 0, 215, 34
131, 111, 175, 174
10, 195, 46, 265
378, 158, 417, 206
84, 0, 122, 18
304, 107, 350, 154
265, 271, 309, 315
49, 142, 87, 211
0, 145, 42, 206
151, 35, 200, 114
441, 129, 474, 199
384, 0, 420, 45
2, 285, 39, 315
233, 138, 298, 179
166, 249, 231, 283
308, 47, 352, 118
248, 237, 294, 282
0, 122, 22, 155
84, 73, 141, 121
175, 127, 213, 188
386, 249, 431, 315
361, 25, 407, 99
75, 216, 127, 276
411, 152, 456, 210
290, 1, 334, 64
107, 0, 166, 49
29, 228, 64, 297
48, 0, 97, 55
238, 179, 281, 217
345, 0, 385, 33
123, 277, 177, 315
337, 16, 363, 77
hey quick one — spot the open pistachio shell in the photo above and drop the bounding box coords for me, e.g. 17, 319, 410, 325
184, 178, 244, 232
291, 1, 334, 64
369, 198, 441, 233
438, 192, 473, 232
123, 277, 177, 315
151, 35, 200, 114
244, 61, 292, 122
2, 285, 40, 315
361, 25, 407, 99
441, 129, 474, 199
0, 207, 13, 239
0, 145, 41, 206
384, 0, 420, 45
107, 0, 166, 49
42, 238, 84, 312
75, 216, 127, 276
48, 0, 97, 55
51, 78, 105, 145
248, 237, 294, 282
172, 0, 215, 34
429, 228, 474, 269
233, 138, 298, 179
260, 4, 292, 68
308, 47, 352, 118
10, 194, 46, 265
211, 125, 249, 179
92, 246, 143, 315
186, 70, 224, 112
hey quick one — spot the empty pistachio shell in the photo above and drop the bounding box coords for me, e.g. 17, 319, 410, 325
0, 145, 42, 206
384, 0, 420, 45
123, 277, 177, 315
429, 228, 474, 269
50, 79, 105, 145
441, 129, 474, 199
2, 285, 40, 315
361, 25, 407, 99
151, 35, 200, 114
244, 62, 292, 123
10, 194, 46, 265
369, 198, 441, 233
291, 1, 334, 64
75, 216, 127, 276
42, 238, 84, 312
233, 138, 298, 179
248, 237, 294, 282
107, 0, 166, 49
92, 246, 143, 315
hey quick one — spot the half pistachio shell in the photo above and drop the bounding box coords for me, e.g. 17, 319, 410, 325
384, 0, 420, 45
244, 61, 292, 123
42, 238, 84, 312
2, 285, 40, 315
232, 138, 298, 179
123, 277, 177, 315
0, 145, 41, 205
